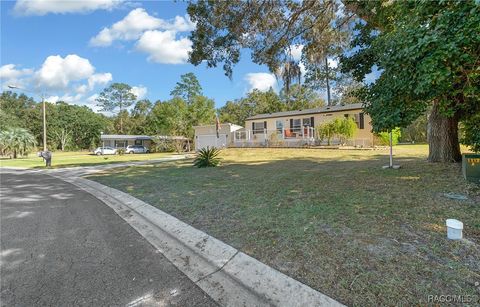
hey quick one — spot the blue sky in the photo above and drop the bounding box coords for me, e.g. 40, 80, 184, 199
0, 0, 278, 111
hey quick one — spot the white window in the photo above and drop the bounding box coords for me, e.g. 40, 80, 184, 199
253, 122, 265, 134
292, 119, 301, 132
276, 120, 283, 133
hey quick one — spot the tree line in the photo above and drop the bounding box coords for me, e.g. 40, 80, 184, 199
0, 73, 216, 153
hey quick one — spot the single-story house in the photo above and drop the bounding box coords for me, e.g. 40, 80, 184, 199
100, 134, 190, 149
240, 103, 374, 147
100, 135, 153, 148
193, 104, 375, 149
193, 123, 243, 151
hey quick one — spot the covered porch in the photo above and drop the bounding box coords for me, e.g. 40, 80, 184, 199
233, 127, 315, 147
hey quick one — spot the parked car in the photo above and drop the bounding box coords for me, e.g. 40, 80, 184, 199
126, 145, 149, 154
93, 146, 117, 155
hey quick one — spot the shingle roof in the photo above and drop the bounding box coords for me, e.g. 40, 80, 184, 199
245, 103, 364, 120
100, 135, 152, 140
100, 134, 189, 140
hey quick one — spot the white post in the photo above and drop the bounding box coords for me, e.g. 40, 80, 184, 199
264, 128, 267, 145
282, 127, 285, 139
233, 130, 236, 143
389, 131, 393, 168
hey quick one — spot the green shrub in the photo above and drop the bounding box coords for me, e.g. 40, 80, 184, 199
316, 121, 337, 145
338, 117, 357, 143
377, 128, 402, 146
193, 146, 221, 168
117, 148, 126, 155
461, 113, 480, 152
316, 118, 357, 145
152, 138, 176, 153
0, 127, 36, 158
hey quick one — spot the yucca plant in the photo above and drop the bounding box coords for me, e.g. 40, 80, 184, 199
193, 146, 221, 168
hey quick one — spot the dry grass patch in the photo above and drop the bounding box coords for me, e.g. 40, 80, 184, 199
89, 145, 480, 306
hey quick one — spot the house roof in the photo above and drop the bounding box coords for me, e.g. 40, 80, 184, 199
193, 123, 244, 131
100, 134, 152, 140
100, 134, 189, 141
245, 103, 364, 121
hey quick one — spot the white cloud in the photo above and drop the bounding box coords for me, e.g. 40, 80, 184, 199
14, 0, 123, 16
87, 94, 99, 103
288, 44, 304, 62
4, 55, 113, 113
327, 58, 338, 69
45, 95, 60, 103
245, 73, 277, 92
0, 64, 34, 90
136, 30, 192, 64
130, 86, 147, 99
45, 93, 83, 104
88, 72, 113, 89
35, 54, 95, 89
0, 64, 33, 80
90, 8, 195, 47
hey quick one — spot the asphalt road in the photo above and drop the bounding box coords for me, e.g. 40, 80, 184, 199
0, 171, 218, 307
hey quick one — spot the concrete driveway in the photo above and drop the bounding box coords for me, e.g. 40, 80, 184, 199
0, 171, 217, 306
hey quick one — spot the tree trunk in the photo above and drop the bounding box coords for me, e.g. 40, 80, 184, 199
120, 115, 123, 134
427, 100, 462, 162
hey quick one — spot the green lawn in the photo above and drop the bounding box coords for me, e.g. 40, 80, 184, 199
0, 151, 176, 168
88, 145, 480, 306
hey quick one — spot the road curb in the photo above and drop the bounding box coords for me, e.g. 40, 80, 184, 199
53, 173, 344, 307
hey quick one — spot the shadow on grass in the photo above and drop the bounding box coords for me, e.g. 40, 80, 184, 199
89, 154, 480, 306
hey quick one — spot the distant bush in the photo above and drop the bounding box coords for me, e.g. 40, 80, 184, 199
117, 148, 126, 155
316, 121, 337, 145
193, 146, 221, 168
400, 114, 427, 143
152, 138, 176, 153
316, 118, 357, 145
377, 128, 402, 146
268, 132, 284, 147
461, 113, 480, 152
337, 117, 357, 144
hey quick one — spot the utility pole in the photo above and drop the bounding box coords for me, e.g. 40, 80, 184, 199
42, 94, 47, 151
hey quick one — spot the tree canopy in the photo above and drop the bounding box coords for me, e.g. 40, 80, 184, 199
170, 72, 203, 103
96, 83, 137, 133
341, 1, 480, 160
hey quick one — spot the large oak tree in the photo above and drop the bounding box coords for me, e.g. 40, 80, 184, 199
342, 1, 479, 162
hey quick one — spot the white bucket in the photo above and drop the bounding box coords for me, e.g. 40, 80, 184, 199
446, 219, 463, 240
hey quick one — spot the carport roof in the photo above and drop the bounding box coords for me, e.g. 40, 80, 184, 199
100, 135, 152, 140
100, 134, 189, 141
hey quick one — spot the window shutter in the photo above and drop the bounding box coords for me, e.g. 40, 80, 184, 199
359, 113, 365, 129
264, 121, 267, 131
290, 119, 293, 128
252, 122, 255, 134
310, 116, 314, 127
